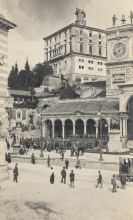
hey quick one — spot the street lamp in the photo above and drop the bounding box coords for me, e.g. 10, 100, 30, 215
37, 109, 44, 157
98, 105, 104, 161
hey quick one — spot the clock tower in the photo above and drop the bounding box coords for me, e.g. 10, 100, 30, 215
106, 23, 133, 97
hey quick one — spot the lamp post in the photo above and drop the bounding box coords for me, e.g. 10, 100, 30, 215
98, 105, 104, 161
37, 109, 44, 157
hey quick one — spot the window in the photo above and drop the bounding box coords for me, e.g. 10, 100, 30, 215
99, 47, 102, 56
99, 41, 102, 45
89, 45, 93, 54
80, 30, 82, 35
89, 39, 92, 44
80, 38, 83, 41
99, 34, 101, 39
82, 59, 84, 62
98, 68, 103, 71
98, 62, 103, 65
88, 67, 94, 70
65, 60, 67, 64
79, 65, 84, 69
79, 59, 81, 62
89, 32, 92, 37
88, 60, 93, 64
17, 112, 21, 119
84, 77, 89, 80
80, 44, 83, 53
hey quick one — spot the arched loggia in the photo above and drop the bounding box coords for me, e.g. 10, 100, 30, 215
86, 119, 96, 136
75, 119, 84, 137
54, 119, 62, 138
64, 119, 73, 138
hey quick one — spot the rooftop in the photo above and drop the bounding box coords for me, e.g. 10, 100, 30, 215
43, 98, 119, 115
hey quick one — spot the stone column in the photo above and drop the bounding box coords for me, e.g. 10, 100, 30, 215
42, 121, 45, 138
120, 118, 123, 136
84, 120, 87, 135
52, 119, 55, 139
62, 121, 65, 139
73, 120, 75, 136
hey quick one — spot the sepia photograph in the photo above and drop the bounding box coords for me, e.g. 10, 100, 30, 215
0, 0, 133, 219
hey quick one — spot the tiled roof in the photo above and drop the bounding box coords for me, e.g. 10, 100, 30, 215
43, 98, 119, 115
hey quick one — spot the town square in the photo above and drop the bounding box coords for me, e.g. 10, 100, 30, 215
0, 0, 133, 219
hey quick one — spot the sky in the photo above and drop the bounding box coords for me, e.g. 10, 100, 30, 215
0, 0, 133, 70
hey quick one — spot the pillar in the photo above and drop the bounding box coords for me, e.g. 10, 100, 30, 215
62, 121, 65, 139
73, 120, 75, 136
42, 121, 45, 138
52, 120, 55, 138
84, 120, 87, 135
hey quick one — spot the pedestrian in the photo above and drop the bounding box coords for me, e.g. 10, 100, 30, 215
47, 155, 51, 167
120, 174, 126, 189
70, 170, 75, 188
111, 174, 117, 192
61, 151, 64, 161
127, 158, 131, 168
96, 170, 103, 188
75, 157, 81, 169
50, 167, 55, 184
13, 163, 19, 183
65, 158, 69, 169
61, 167, 66, 184
31, 153, 35, 164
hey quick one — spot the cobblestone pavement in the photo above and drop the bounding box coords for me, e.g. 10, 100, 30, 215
0, 162, 133, 220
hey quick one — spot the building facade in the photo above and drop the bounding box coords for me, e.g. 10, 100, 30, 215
0, 14, 16, 137
42, 14, 133, 152
43, 9, 107, 84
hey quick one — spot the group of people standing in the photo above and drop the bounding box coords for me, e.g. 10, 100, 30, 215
50, 166, 75, 188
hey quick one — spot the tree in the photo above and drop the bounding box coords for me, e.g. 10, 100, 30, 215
18, 59, 33, 90
8, 63, 19, 89
32, 61, 54, 87
60, 86, 80, 99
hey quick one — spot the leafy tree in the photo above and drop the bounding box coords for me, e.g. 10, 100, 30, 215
8, 63, 19, 89
32, 61, 54, 87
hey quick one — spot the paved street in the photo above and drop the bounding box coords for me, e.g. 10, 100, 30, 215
0, 162, 133, 220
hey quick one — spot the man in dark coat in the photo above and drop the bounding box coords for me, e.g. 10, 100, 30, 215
50, 167, 54, 184
47, 155, 51, 167
31, 153, 35, 164
61, 167, 66, 184
70, 170, 75, 188
13, 163, 19, 183
96, 170, 103, 188
65, 159, 69, 170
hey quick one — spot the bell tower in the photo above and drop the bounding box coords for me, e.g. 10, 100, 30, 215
106, 16, 133, 98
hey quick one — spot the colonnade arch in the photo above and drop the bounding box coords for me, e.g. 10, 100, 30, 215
86, 119, 96, 136
45, 120, 52, 138
75, 119, 84, 137
54, 119, 62, 138
64, 119, 73, 137
44, 117, 109, 139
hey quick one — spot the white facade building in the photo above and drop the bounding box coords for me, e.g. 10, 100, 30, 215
43, 9, 107, 84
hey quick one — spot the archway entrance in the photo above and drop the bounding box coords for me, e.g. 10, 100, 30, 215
127, 96, 133, 140
45, 120, 52, 138
86, 119, 96, 136
54, 120, 62, 138
65, 119, 73, 138
98, 118, 108, 138
75, 119, 84, 137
